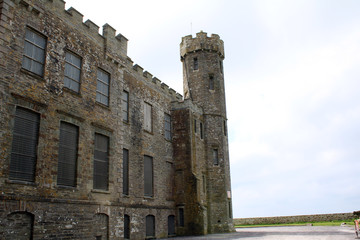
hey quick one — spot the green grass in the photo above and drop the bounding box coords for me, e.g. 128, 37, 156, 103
235, 219, 355, 228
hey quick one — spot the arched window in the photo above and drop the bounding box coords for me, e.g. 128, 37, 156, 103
168, 215, 175, 236
94, 213, 109, 240
5, 211, 34, 240
145, 215, 155, 238
124, 214, 130, 239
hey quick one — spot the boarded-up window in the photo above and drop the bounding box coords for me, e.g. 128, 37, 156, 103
168, 215, 175, 236
123, 148, 129, 195
144, 155, 153, 197
178, 207, 184, 227
145, 215, 155, 237
122, 91, 129, 122
166, 162, 174, 200
64, 51, 81, 92
94, 213, 109, 240
96, 69, 110, 106
9, 107, 40, 182
164, 113, 171, 140
57, 122, 78, 187
5, 212, 34, 240
93, 133, 109, 190
124, 214, 130, 239
22, 28, 46, 76
144, 102, 152, 132
213, 149, 219, 165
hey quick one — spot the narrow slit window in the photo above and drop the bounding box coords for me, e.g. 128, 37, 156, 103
164, 113, 171, 141
213, 149, 219, 165
122, 91, 129, 122
200, 122, 204, 139
193, 57, 198, 70
123, 148, 129, 195
209, 74, 214, 90
144, 102, 152, 132
144, 155, 153, 197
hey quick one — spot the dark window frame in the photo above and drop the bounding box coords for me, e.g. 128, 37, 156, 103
124, 214, 130, 239
178, 207, 185, 227
145, 215, 155, 238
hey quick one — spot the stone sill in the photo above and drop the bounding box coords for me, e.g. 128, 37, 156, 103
91, 189, 110, 194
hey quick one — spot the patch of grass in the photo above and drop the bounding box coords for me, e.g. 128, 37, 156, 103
235, 219, 355, 228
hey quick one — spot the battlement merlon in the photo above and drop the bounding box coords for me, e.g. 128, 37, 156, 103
180, 31, 224, 59
103, 23, 128, 57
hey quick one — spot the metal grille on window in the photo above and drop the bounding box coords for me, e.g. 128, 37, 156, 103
144, 155, 153, 197
96, 69, 110, 106
145, 215, 155, 237
122, 91, 129, 122
123, 149, 129, 195
57, 122, 79, 187
22, 28, 46, 76
124, 215, 130, 239
93, 133, 109, 190
9, 107, 40, 182
164, 113, 171, 140
64, 51, 81, 92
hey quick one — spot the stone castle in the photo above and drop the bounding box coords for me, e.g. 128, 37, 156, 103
0, 0, 233, 238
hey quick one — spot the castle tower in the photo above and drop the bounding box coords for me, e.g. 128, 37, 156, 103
179, 31, 233, 233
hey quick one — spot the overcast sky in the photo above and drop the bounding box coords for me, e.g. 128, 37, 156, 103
64, 0, 360, 218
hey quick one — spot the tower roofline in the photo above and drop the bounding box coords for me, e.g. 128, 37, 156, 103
180, 31, 224, 59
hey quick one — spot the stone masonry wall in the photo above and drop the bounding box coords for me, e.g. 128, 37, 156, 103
234, 212, 357, 225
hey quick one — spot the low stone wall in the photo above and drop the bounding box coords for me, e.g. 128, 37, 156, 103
234, 212, 357, 225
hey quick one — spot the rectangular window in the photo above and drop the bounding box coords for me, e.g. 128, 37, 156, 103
209, 74, 214, 90
228, 201, 232, 218
220, 60, 223, 74
96, 69, 110, 106
9, 107, 40, 182
164, 113, 171, 140
57, 122, 79, 187
166, 162, 174, 200
224, 120, 227, 136
200, 122, 204, 139
122, 91, 129, 122
144, 102, 152, 132
194, 119, 197, 133
22, 28, 46, 76
193, 57, 198, 70
144, 155, 153, 197
178, 207, 184, 227
64, 51, 81, 92
202, 175, 206, 193
93, 133, 109, 190
124, 215, 130, 239
213, 149, 219, 165
123, 148, 129, 195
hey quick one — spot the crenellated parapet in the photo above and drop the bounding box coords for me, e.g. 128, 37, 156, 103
12, 0, 128, 57
131, 64, 183, 101
180, 31, 224, 59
